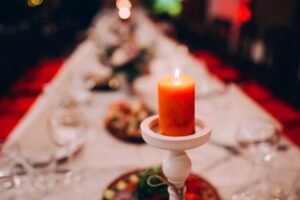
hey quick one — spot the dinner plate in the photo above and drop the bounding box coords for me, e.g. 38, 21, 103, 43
102, 167, 221, 200
6, 136, 85, 165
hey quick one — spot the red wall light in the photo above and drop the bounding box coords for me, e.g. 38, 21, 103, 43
237, 4, 252, 23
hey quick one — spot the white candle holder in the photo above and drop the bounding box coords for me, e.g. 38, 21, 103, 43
140, 115, 211, 200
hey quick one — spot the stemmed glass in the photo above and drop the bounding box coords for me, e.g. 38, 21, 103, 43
71, 70, 94, 104
0, 141, 33, 199
10, 143, 57, 198
48, 95, 87, 187
0, 144, 18, 199
233, 116, 280, 199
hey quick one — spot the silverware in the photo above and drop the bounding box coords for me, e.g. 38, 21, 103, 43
209, 141, 241, 156
210, 141, 290, 156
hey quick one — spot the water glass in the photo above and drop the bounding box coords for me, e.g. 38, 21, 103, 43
234, 116, 281, 199
48, 97, 87, 186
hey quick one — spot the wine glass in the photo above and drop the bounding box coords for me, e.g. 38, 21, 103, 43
233, 116, 280, 199
15, 145, 56, 195
70, 74, 93, 106
70, 62, 111, 105
48, 96, 87, 186
0, 142, 39, 200
0, 147, 18, 197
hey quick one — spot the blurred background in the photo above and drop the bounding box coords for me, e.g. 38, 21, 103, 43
0, 2, 299, 199
0, 0, 299, 107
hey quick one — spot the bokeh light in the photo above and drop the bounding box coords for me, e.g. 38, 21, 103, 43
237, 5, 252, 23
27, 0, 43, 7
116, 0, 132, 10
118, 7, 131, 19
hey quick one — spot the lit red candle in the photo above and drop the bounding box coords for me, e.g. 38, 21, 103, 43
158, 69, 195, 136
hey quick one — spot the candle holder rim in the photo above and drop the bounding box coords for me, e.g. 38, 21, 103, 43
141, 114, 211, 141
141, 115, 211, 150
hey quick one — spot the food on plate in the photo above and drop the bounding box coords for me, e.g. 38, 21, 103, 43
104, 101, 152, 143
102, 167, 220, 200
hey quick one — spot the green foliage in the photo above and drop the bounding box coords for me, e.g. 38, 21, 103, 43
119, 48, 152, 83
144, 0, 183, 17
135, 167, 168, 199
98, 46, 153, 84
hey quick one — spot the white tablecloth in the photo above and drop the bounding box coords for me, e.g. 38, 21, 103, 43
5, 9, 300, 200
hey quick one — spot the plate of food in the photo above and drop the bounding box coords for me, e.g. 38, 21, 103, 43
102, 167, 221, 200
104, 101, 153, 144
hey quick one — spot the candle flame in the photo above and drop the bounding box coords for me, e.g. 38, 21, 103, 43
174, 68, 180, 80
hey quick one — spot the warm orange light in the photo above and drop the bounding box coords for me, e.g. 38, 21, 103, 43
116, 0, 132, 9
27, 0, 43, 7
158, 71, 195, 136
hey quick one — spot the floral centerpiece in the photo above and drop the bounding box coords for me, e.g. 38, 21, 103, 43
97, 15, 153, 85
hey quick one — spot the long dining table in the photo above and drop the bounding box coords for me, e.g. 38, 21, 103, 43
3, 9, 300, 200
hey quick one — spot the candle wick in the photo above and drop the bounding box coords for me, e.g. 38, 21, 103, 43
174, 77, 181, 85
174, 68, 181, 84
174, 68, 180, 79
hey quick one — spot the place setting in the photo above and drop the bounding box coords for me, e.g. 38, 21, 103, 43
1, 1, 300, 200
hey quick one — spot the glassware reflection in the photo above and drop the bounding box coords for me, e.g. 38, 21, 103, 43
233, 116, 280, 199
48, 95, 87, 187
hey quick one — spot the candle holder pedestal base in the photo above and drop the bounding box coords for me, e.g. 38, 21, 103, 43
141, 115, 211, 200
